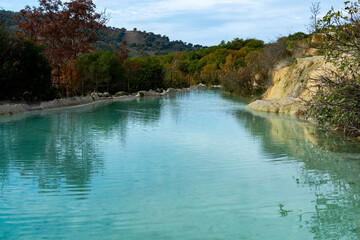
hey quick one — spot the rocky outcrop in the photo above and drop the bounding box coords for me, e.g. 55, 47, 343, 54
247, 56, 333, 115
246, 97, 305, 115
137, 84, 208, 97
264, 56, 329, 101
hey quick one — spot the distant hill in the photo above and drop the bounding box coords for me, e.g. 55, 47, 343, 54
0, 10, 203, 56
0, 10, 19, 32
95, 26, 203, 57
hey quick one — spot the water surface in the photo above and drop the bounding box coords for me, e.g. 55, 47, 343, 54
1, 89, 360, 239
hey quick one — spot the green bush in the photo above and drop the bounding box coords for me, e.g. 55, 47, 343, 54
0, 23, 55, 101
306, 73, 360, 135
287, 32, 309, 41
286, 32, 309, 52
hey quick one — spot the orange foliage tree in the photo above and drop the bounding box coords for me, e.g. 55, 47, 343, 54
16, 0, 107, 96
17, 0, 107, 66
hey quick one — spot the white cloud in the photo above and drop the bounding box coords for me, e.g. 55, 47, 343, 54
103, 0, 268, 21
101, 0, 309, 45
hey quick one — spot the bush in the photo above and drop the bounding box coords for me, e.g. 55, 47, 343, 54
287, 32, 309, 41
306, 1, 360, 136
307, 73, 360, 135
0, 23, 54, 101
286, 32, 309, 52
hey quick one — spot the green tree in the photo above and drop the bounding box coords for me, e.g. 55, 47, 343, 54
130, 56, 165, 90
97, 51, 123, 93
0, 22, 54, 101
76, 51, 124, 93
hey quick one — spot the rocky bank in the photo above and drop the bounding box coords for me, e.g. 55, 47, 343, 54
0, 84, 207, 115
246, 55, 333, 116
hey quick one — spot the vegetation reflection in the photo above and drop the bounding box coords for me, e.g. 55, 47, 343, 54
0, 97, 164, 196
233, 107, 360, 239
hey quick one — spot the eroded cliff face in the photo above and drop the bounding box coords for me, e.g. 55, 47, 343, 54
247, 55, 333, 115
265, 56, 327, 100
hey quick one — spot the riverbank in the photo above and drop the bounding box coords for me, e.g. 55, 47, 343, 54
246, 56, 331, 116
0, 84, 208, 116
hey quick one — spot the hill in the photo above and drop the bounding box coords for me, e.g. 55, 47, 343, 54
0, 10, 18, 32
0, 10, 203, 56
95, 27, 203, 57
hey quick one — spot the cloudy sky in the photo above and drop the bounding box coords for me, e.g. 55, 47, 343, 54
1, 0, 344, 46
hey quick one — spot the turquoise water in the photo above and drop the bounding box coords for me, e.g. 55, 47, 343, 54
1, 89, 360, 239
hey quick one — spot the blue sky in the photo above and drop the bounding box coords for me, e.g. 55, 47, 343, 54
0, 0, 345, 46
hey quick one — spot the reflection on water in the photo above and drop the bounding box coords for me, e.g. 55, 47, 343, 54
233, 105, 360, 239
0, 97, 164, 193
0, 89, 360, 239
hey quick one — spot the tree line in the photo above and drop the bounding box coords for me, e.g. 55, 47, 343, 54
0, 0, 302, 100
72, 35, 302, 97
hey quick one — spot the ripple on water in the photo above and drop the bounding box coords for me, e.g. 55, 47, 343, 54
1, 89, 360, 239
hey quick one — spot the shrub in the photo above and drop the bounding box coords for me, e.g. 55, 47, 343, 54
287, 32, 309, 41
286, 32, 309, 52
0, 23, 54, 101
306, 1, 360, 136
307, 72, 360, 135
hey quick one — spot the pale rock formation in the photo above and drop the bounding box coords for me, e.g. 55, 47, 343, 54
247, 56, 333, 115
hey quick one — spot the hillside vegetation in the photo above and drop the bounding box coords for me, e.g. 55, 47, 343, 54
0, 10, 18, 32
73, 34, 308, 97
96, 27, 202, 57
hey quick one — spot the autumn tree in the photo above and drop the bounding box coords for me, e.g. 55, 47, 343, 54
115, 41, 130, 62
17, 0, 107, 67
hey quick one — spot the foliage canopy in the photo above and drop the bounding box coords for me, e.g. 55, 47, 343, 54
16, 0, 107, 66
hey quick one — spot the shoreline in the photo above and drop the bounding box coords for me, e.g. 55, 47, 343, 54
0, 84, 209, 116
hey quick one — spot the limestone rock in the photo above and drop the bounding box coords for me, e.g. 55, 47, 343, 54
264, 56, 331, 101
246, 97, 305, 115
165, 88, 178, 93
196, 83, 207, 90
115, 91, 127, 97
91, 92, 100, 100
246, 56, 336, 116
138, 90, 162, 97
155, 88, 164, 93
